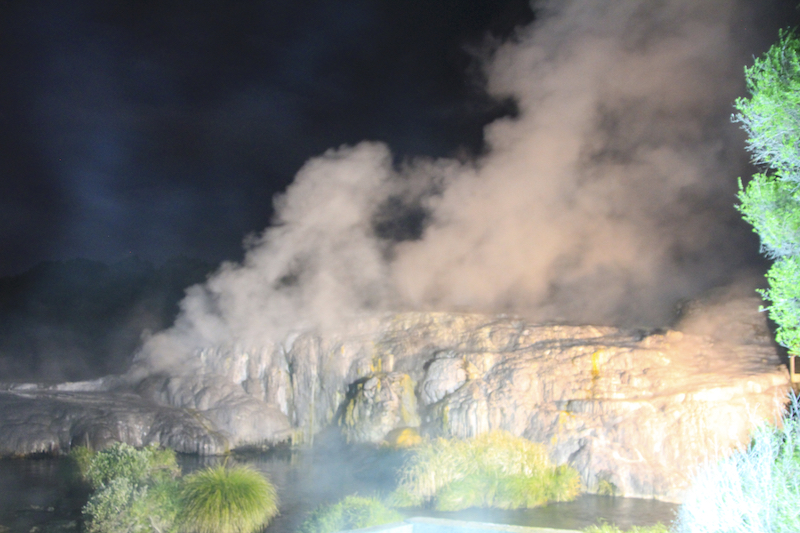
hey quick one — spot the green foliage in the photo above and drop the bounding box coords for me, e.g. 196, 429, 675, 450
673, 391, 800, 533
84, 443, 179, 489
297, 495, 403, 533
734, 29, 800, 354
83, 478, 181, 533
596, 479, 618, 497
146, 481, 184, 533
737, 174, 800, 259
83, 477, 150, 533
390, 430, 581, 511
734, 29, 800, 174
67, 445, 95, 483
582, 521, 670, 533
178, 465, 279, 533
762, 255, 800, 350
81, 444, 182, 533
79, 445, 281, 533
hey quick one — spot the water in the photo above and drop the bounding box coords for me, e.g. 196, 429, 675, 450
0, 443, 679, 533
0, 457, 89, 533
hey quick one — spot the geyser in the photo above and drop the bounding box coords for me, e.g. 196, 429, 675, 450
135, 0, 767, 377
0, 0, 793, 510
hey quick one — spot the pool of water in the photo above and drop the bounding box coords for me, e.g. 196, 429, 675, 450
0, 442, 679, 533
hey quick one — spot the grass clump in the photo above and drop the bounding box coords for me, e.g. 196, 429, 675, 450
390, 430, 581, 511
179, 465, 279, 533
297, 495, 403, 533
672, 390, 800, 533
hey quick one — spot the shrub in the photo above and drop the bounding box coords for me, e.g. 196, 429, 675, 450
84, 443, 179, 489
178, 465, 279, 533
67, 445, 95, 483
83, 477, 150, 533
672, 391, 800, 533
297, 495, 403, 533
80, 443, 181, 533
391, 430, 581, 511
83, 477, 181, 533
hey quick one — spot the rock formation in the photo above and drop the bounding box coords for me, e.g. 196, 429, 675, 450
0, 382, 228, 455
0, 296, 792, 503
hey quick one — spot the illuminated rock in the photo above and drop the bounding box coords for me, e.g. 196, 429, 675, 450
0, 297, 791, 503
147, 297, 786, 503
340, 372, 420, 443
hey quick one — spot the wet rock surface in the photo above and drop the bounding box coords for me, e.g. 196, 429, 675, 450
340, 371, 420, 443
0, 386, 229, 455
0, 297, 792, 503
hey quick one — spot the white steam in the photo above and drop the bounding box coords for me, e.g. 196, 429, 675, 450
393, 0, 755, 324
136, 0, 766, 372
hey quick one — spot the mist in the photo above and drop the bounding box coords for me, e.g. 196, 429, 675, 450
136, 0, 773, 373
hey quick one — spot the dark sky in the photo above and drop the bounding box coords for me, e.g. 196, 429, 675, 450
1, 0, 799, 278
0, 0, 533, 276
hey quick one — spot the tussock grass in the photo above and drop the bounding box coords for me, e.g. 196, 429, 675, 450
390, 430, 581, 511
179, 465, 279, 533
297, 495, 403, 533
673, 391, 800, 533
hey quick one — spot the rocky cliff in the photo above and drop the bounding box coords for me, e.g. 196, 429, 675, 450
0, 297, 792, 503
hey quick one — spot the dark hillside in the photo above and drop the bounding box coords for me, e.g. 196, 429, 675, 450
0, 256, 212, 382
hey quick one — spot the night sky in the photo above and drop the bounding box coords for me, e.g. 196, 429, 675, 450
0, 0, 538, 277
2, 0, 800, 380
0, 1, 799, 295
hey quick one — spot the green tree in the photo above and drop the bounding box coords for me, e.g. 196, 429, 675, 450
79, 444, 182, 533
735, 29, 800, 354
81, 443, 180, 489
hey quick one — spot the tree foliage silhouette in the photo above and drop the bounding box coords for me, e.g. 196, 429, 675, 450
735, 29, 800, 354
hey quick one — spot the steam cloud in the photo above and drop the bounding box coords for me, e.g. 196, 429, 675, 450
136, 0, 768, 372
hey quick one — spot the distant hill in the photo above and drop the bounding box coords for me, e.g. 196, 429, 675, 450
0, 256, 213, 382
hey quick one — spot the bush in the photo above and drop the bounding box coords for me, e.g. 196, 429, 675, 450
83, 477, 181, 533
80, 444, 182, 533
297, 495, 403, 533
83, 443, 179, 489
390, 430, 581, 511
67, 445, 95, 483
83, 477, 150, 533
672, 391, 800, 533
79, 445, 282, 533
178, 465, 279, 533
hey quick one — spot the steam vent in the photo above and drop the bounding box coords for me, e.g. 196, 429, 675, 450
0, 296, 791, 503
